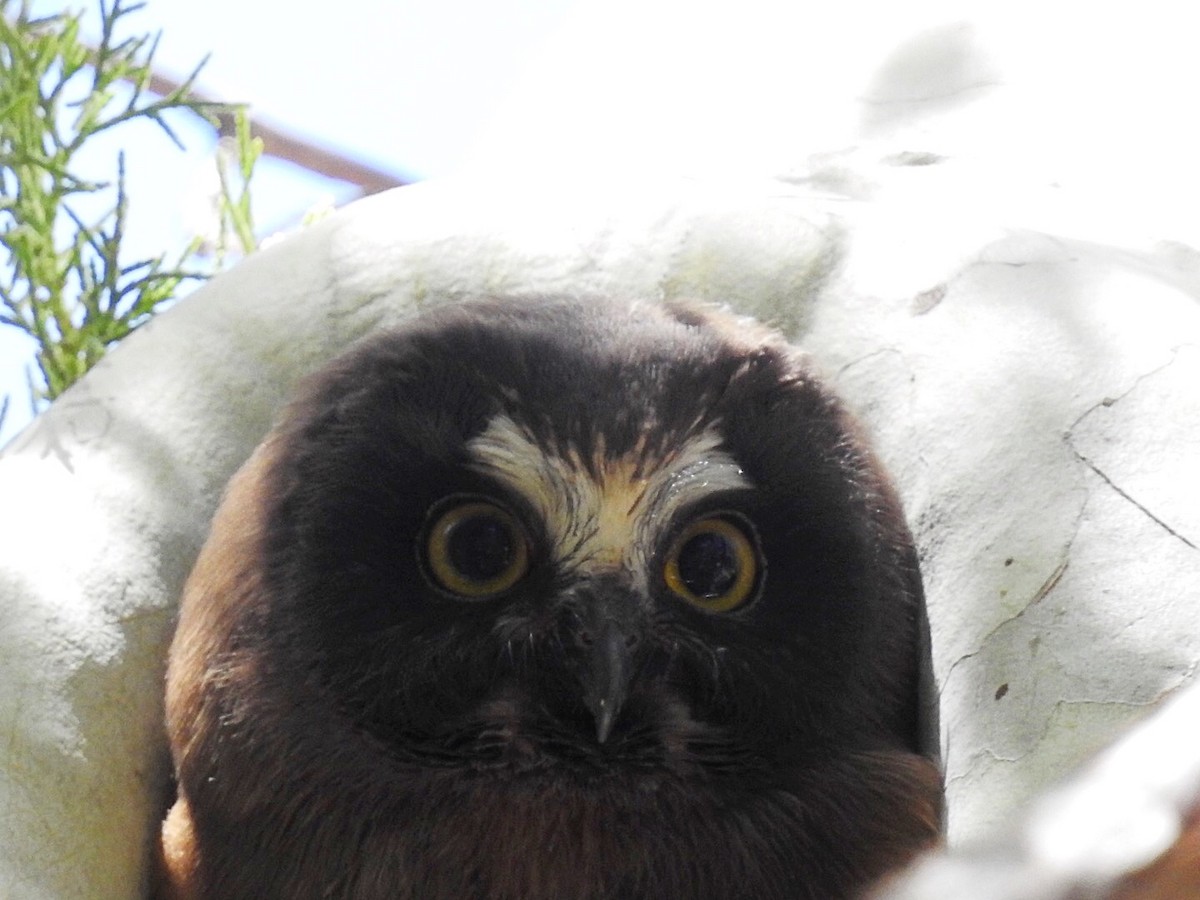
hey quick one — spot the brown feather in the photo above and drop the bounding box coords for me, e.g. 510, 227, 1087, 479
159, 297, 943, 898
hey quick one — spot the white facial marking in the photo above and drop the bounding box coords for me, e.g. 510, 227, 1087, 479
467, 414, 751, 587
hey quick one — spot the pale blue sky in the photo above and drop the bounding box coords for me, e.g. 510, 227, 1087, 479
1, 0, 579, 445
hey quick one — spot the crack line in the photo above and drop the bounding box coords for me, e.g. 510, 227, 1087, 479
1073, 453, 1196, 550
1064, 346, 1198, 552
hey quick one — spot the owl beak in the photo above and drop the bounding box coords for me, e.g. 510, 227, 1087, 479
569, 579, 647, 744
583, 617, 636, 744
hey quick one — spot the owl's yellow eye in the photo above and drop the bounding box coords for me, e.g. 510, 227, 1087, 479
424, 500, 529, 598
663, 516, 760, 613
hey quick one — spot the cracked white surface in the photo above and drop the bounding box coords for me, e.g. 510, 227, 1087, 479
2, 3, 1200, 896
878, 678, 1200, 898
816, 230, 1200, 840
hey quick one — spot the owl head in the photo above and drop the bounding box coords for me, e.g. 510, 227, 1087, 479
160, 297, 941, 899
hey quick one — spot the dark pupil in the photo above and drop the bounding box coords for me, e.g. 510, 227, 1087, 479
448, 515, 515, 582
677, 532, 738, 599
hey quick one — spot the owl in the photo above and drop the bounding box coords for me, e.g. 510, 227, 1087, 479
157, 296, 942, 899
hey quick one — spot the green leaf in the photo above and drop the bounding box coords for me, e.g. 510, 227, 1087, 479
0, 0, 259, 406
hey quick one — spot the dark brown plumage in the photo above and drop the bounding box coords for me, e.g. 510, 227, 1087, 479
158, 296, 942, 899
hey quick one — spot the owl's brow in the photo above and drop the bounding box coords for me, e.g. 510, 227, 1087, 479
465, 414, 751, 581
